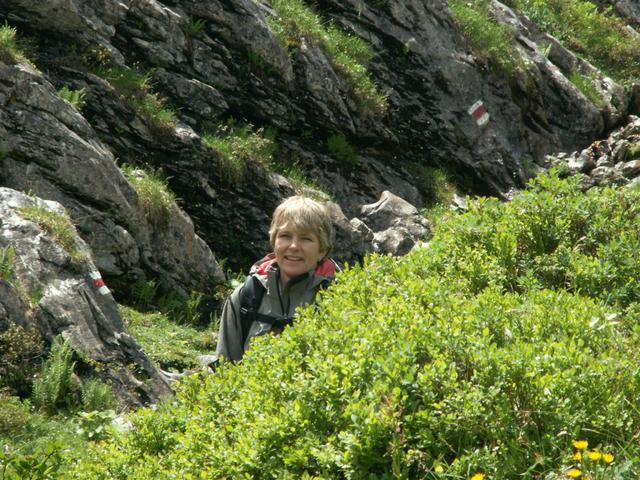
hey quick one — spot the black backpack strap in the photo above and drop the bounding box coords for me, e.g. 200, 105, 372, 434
239, 275, 266, 345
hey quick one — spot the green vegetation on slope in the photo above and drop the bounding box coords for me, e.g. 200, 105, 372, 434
506, 0, 640, 85
64, 172, 640, 478
268, 0, 387, 114
449, 0, 524, 78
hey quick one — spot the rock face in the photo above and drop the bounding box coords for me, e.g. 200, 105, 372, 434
0, 188, 172, 407
0, 60, 224, 299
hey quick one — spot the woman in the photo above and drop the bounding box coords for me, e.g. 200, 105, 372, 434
215, 196, 339, 361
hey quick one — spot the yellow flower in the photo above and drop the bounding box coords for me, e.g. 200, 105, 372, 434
470, 474, 486, 480
573, 451, 582, 461
566, 468, 582, 478
573, 440, 589, 450
588, 451, 602, 461
603, 452, 614, 464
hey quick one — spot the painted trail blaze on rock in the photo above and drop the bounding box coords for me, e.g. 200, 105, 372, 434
89, 271, 110, 295
468, 100, 490, 126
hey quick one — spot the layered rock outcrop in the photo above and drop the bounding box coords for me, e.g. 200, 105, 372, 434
0, 188, 172, 407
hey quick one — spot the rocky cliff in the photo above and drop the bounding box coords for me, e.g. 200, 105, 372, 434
1, 0, 639, 406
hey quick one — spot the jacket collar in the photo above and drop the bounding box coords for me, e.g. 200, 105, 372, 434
250, 252, 339, 281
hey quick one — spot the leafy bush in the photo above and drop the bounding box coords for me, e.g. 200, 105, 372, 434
568, 70, 606, 108
0, 325, 46, 397
416, 166, 456, 206
185, 18, 206, 38
67, 172, 640, 478
32, 337, 79, 415
0, 395, 31, 436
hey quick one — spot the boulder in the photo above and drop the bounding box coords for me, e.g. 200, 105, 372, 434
359, 191, 431, 256
0, 188, 172, 407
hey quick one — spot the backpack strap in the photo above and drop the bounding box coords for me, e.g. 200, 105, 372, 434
239, 275, 265, 345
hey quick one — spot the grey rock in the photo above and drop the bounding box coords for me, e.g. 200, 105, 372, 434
618, 160, 640, 178
0, 61, 224, 299
0, 188, 172, 407
360, 191, 431, 256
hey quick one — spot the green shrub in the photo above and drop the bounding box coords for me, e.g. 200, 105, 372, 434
417, 166, 456, 206
326, 133, 358, 167
449, 0, 524, 78
57, 86, 86, 111
268, 0, 387, 114
157, 290, 205, 326
121, 165, 177, 227
0, 325, 46, 397
0, 395, 31, 436
507, 0, 640, 85
81, 379, 116, 412
18, 204, 87, 265
202, 122, 276, 184
0, 440, 66, 480
32, 337, 79, 415
76, 409, 117, 441
66, 171, 640, 478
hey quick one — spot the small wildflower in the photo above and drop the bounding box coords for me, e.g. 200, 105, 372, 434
573, 451, 582, 461
603, 452, 614, 464
470, 474, 486, 480
587, 451, 602, 461
573, 440, 588, 450
566, 468, 582, 478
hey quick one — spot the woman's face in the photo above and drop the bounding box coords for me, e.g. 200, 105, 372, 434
274, 227, 326, 285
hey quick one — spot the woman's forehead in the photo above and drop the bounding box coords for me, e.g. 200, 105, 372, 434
277, 223, 316, 235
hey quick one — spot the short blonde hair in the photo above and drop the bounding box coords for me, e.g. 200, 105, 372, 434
269, 196, 333, 255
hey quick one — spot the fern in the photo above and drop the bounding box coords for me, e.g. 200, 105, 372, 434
32, 336, 77, 415
81, 379, 115, 412
132, 276, 159, 309
0, 245, 15, 281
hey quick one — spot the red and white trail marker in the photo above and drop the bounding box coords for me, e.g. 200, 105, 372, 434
89, 271, 110, 296
467, 100, 490, 126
